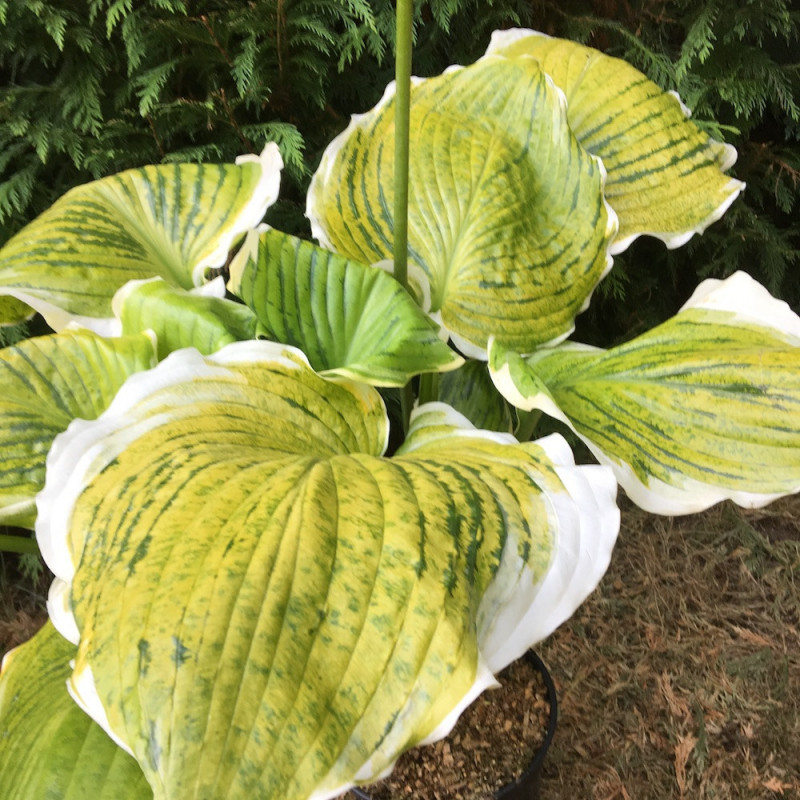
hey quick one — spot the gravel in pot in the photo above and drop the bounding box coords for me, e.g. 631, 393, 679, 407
343, 650, 557, 800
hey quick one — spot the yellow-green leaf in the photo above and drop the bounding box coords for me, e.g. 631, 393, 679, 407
0, 622, 151, 800
438, 360, 516, 432
308, 56, 616, 356
0, 144, 281, 334
0, 329, 157, 528
0, 295, 35, 327
37, 342, 618, 799
489, 272, 800, 514
114, 277, 258, 360
228, 227, 462, 385
486, 29, 744, 251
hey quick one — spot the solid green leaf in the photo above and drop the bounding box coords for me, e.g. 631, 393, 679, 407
228, 226, 462, 385
37, 341, 618, 800
114, 277, 258, 360
489, 272, 800, 514
0, 329, 157, 528
307, 56, 616, 356
0, 622, 151, 800
438, 360, 515, 432
0, 144, 282, 334
487, 29, 745, 251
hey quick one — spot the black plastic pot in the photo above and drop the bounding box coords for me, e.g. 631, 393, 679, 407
350, 649, 558, 800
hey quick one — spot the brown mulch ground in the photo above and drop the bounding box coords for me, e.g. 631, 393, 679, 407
2, 496, 798, 799
537, 496, 800, 800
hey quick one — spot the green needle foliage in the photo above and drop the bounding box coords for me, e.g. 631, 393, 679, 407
0, 0, 797, 333
0, 0, 533, 241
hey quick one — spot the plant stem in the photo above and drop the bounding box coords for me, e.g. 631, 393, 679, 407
418, 373, 439, 405
0, 533, 39, 555
400, 382, 414, 434
395, 0, 414, 431
393, 0, 412, 292
516, 409, 542, 442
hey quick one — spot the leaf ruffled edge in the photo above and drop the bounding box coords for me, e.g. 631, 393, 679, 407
35, 340, 390, 637
474, 431, 619, 671
490, 272, 800, 515
191, 143, 284, 285
111, 275, 260, 360
0, 499, 37, 529
307, 66, 619, 362
485, 28, 745, 254
0, 145, 283, 336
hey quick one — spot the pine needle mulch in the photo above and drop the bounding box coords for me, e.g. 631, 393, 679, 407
536, 496, 800, 800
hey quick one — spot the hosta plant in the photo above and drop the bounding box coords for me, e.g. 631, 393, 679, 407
1, 26, 799, 800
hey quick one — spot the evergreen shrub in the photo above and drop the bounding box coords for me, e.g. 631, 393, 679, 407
0, 0, 797, 337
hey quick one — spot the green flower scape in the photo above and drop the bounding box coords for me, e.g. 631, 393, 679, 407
0, 27, 798, 800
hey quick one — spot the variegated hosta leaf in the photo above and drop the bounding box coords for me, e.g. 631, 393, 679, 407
307, 56, 616, 357
0, 144, 282, 335
438, 360, 516, 433
37, 341, 618, 800
228, 226, 462, 385
395, 404, 619, 678
486, 29, 744, 252
0, 622, 151, 800
114, 277, 258, 360
0, 294, 35, 327
0, 328, 157, 527
489, 272, 800, 515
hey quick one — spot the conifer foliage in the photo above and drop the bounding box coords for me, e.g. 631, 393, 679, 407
0, 0, 798, 322
0, 0, 531, 241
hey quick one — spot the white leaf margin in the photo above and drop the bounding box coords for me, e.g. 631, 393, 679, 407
491, 272, 800, 515
486, 28, 745, 255
307, 61, 618, 362
0, 144, 282, 336
476, 432, 619, 669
